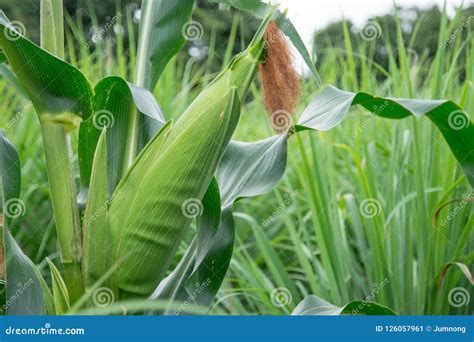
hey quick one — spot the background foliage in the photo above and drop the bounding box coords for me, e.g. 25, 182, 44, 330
0, 0, 473, 315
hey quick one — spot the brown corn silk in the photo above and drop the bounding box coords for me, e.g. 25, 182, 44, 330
259, 21, 301, 132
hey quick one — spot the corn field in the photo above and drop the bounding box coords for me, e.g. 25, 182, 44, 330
0, 0, 473, 316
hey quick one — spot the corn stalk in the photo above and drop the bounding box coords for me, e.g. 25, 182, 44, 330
39, 0, 84, 302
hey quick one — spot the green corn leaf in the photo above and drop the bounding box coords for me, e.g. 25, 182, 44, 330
296, 85, 474, 186
292, 295, 397, 315
152, 203, 234, 313
0, 131, 52, 315
194, 179, 221, 267
127, 82, 166, 125
183, 181, 234, 308
79, 77, 166, 197
153, 135, 288, 310
151, 240, 197, 310
0, 11, 93, 130
135, 0, 195, 91
132, 0, 193, 152
217, 135, 288, 207
82, 130, 110, 289
79, 77, 133, 196
46, 258, 70, 315
109, 84, 240, 298
151, 179, 231, 311
0, 52, 6, 63
209, 0, 322, 86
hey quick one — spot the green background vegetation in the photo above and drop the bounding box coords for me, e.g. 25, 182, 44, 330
0, 0, 473, 315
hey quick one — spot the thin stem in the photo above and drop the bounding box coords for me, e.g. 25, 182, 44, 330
40, 0, 84, 302
123, 0, 155, 169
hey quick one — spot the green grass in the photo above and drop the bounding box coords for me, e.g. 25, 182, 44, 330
1, 3, 472, 315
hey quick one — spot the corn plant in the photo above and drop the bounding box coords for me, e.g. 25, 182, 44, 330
0, 0, 473, 316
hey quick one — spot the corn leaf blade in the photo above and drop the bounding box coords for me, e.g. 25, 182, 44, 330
135, 0, 195, 90
82, 130, 110, 289
0, 11, 93, 125
79, 77, 165, 197
46, 258, 70, 315
217, 135, 288, 207
292, 295, 396, 315
0, 131, 51, 315
296, 86, 474, 186
79, 77, 133, 196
